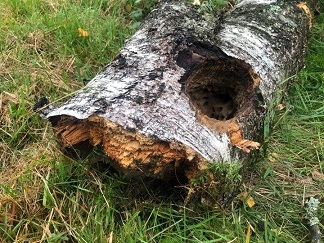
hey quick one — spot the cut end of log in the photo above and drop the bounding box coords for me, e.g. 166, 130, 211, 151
52, 115, 207, 180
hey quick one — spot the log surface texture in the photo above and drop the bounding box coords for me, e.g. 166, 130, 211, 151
41, 0, 316, 179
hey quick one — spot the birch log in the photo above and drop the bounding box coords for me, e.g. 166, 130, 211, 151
38, 0, 316, 180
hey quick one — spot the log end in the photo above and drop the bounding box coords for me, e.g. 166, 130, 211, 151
52, 115, 208, 180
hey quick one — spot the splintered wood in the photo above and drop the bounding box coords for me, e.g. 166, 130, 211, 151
54, 115, 205, 179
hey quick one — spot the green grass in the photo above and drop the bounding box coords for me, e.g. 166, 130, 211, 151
0, 0, 323, 242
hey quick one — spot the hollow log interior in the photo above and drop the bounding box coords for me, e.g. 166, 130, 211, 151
186, 58, 255, 121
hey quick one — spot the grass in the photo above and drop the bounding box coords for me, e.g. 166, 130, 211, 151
0, 0, 323, 242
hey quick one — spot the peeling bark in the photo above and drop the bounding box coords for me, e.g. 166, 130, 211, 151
38, 0, 317, 180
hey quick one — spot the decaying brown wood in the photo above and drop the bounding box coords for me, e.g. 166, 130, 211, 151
53, 115, 203, 178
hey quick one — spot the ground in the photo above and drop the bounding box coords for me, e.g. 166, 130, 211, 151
0, 0, 323, 242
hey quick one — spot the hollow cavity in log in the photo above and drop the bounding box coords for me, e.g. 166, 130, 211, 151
186, 58, 254, 121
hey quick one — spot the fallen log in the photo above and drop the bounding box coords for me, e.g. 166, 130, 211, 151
37, 0, 316, 182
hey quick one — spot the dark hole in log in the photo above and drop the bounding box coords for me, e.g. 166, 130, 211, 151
185, 58, 254, 121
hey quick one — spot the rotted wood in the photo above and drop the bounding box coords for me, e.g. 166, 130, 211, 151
38, 0, 317, 180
